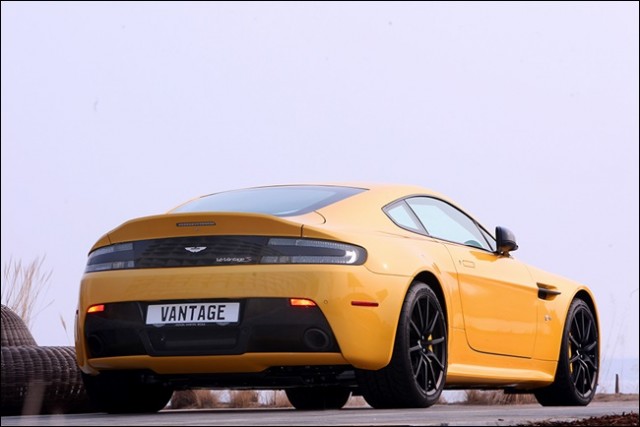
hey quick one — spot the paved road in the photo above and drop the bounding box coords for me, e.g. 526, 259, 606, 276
2, 401, 637, 426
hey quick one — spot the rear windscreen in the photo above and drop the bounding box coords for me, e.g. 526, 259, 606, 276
171, 185, 366, 217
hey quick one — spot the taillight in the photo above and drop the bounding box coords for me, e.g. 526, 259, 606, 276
84, 237, 367, 272
87, 304, 105, 313
289, 298, 317, 307
260, 238, 366, 265
85, 243, 134, 272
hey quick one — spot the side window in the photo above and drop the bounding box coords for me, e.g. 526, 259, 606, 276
385, 201, 424, 233
480, 227, 497, 252
406, 197, 492, 251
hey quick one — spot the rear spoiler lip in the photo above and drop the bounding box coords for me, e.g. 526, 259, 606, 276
91, 212, 308, 253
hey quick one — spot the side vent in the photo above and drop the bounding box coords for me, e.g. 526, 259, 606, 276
537, 283, 561, 300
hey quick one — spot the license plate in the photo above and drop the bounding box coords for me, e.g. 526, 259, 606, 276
146, 302, 240, 325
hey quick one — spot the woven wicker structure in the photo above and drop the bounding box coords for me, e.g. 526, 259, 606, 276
1, 304, 37, 347
0, 305, 92, 415
1, 346, 92, 414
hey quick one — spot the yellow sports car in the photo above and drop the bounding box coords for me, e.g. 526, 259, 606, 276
75, 184, 599, 412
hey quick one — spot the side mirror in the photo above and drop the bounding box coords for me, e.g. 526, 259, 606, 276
496, 226, 518, 256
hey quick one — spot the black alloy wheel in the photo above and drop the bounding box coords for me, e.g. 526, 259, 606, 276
357, 282, 447, 408
535, 298, 599, 406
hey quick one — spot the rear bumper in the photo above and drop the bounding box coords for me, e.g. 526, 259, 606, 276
83, 298, 340, 357
81, 364, 359, 390
76, 264, 411, 374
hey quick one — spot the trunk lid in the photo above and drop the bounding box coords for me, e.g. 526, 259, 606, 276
95, 212, 311, 250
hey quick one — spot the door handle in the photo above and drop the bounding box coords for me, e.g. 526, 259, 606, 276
460, 260, 475, 268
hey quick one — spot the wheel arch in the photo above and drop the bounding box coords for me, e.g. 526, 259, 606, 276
533, 288, 600, 406
356, 270, 449, 408
548, 289, 600, 379
413, 271, 448, 328
573, 289, 599, 329
571, 289, 601, 367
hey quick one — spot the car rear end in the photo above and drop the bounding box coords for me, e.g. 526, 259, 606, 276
75, 186, 411, 411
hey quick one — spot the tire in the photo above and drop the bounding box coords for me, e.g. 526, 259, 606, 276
285, 387, 351, 410
534, 299, 599, 406
82, 372, 174, 413
357, 282, 447, 408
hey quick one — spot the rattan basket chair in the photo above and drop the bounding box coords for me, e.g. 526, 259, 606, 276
1, 303, 37, 347
1, 304, 92, 415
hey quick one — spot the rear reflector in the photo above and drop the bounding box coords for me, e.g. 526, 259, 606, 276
87, 304, 105, 314
289, 298, 317, 307
351, 301, 379, 307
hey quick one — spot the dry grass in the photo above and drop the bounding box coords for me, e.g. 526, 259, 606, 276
274, 390, 292, 408
1, 256, 53, 329
261, 390, 293, 408
169, 390, 285, 410
227, 390, 260, 408
170, 390, 218, 409
166, 389, 456, 410
344, 395, 369, 407
166, 390, 637, 410
345, 391, 638, 407
464, 390, 537, 405
594, 393, 640, 402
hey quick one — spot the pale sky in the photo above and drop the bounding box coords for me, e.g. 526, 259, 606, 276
1, 2, 638, 392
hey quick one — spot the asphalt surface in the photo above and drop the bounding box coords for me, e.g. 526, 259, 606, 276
1, 401, 638, 426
